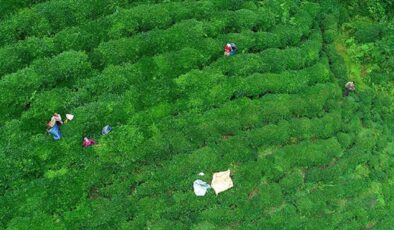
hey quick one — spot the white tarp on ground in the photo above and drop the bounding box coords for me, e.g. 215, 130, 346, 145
193, 179, 211, 196
211, 170, 233, 195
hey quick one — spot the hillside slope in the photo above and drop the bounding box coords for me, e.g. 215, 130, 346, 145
0, 0, 392, 229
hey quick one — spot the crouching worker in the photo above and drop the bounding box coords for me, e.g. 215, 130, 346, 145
224, 43, 237, 56
83, 137, 96, 148
48, 113, 63, 127
224, 43, 232, 56
344, 81, 355, 97
47, 113, 63, 140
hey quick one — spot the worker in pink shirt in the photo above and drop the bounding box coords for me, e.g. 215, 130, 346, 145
82, 137, 96, 148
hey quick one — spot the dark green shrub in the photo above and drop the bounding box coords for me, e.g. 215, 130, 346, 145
54, 18, 111, 52
296, 197, 314, 215
272, 25, 304, 47
129, 4, 172, 32
354, 22, 386, 43
279, 138, 342, 168
94, 20, 205, 66
255, 7, 277, 30
259, 183, 284, 208
336, 132, 354, 149
192, 221, 218, 230
7, 213, 62, 230
0, 69, 41, 120
0, 0, 128, 45
0, 37, 55, 77
0, 8, 50, 44
0, 0, 46, 20
32, 51, 93, 87
261, 95, 293, 123
279, 169, 304, 193
231, 9, 259, 31
323, 29, 336, 43
213, 0, 247, 10
254, 32, 281, 50
173, 1, 217, 20
325, 44, 348, 82
314, 111, 342, 138
213, 54, 266, 76
96, 125, 144, 163
321, 14, 338, 31
259, 204, 302, 229
354, 129, 378, 153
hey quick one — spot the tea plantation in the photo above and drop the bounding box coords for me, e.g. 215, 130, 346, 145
0, 0, 393, 229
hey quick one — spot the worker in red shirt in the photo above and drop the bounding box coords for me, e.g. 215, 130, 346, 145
224, 43, 232, 56
224, 43, 237, 56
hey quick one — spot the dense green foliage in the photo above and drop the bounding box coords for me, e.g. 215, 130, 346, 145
0, 0, 392, 229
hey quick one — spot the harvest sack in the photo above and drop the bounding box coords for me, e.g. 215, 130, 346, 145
193, 180, 211, 196
48, 124, 61, 140
66, 114, 74, 121
211, 170, 233, 195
